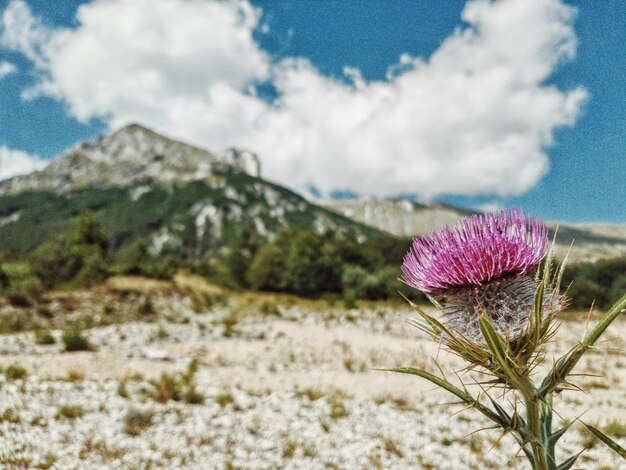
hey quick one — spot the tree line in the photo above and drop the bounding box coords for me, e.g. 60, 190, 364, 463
1, 211, 624, 310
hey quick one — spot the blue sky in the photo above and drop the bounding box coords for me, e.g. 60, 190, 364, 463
0, 0, 624, 223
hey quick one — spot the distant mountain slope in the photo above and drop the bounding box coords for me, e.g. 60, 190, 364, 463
320, 199, 470, 237
0, 125, 392, 258
0, 124, 261, 194
321, 198, 626, 262
0, 169, 386, 258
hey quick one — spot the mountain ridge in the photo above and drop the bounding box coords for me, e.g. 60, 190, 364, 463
0, 123, 261, 194
321, 198, 626, 262
0, 125, 623, 264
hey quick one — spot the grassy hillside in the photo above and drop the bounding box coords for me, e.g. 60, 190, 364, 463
0, 169, 386, 259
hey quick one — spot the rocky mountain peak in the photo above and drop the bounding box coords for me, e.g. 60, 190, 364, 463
0, 124, 261, 194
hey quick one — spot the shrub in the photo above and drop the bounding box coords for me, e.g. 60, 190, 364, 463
4, 364, 28, 381
30, 237, 82, 288
563, 257, 626, 309
282, 230, 340, 296
5, 277, 43, 307
216, 392, 235, 407
0, 408, 21, 423
343, 290, 357, 309
225, 226, 260, 287
148, 360, 203, 404
123, 407, 154, 436
282, 441, 297, 458
328, 397, 349, 420
0, 262, 9, 291
71, 251, 108, 288
245, 243, 286, 291
607, 275, 626, 306
35, 330, 56, 345
30, 212, 110, 289
342, 265, 399, 300
138, 298, 155, 316
56, 405, 85, 419
62, 329, 91, 352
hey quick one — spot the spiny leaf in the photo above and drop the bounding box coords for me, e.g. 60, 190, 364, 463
548, 426, 569, 448
511, 435, 536, 469
425, 293, 443, 309
479, 316, 509, 366
552, 240, 572, 295
537, 293, 626, 399
479, 316, 531, 395
531, 279, 545, 346
387, 367, 469, 402
385, 367, 507, 429
489, 396, 512, 426
555, 450, 584, 470
582, 423, 626, 460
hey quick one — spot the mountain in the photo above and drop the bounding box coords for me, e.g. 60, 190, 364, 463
0, 126, 385, 258
2, 124, 622, 264
0, 124, 261, 194
321, 198, 626, 263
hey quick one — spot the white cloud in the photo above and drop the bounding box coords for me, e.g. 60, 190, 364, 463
0, 61, 16, 79
476, 201, 504, 213
0, 0, 587, 198
0, 146, 46, 180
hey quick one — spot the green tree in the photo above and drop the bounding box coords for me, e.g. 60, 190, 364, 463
30, 212, 110, 289
71, 211, 109, 252
282, 230, 339, 296
246, 242, 286, 291
225, 226, 260, 287
30, 237, 82, 288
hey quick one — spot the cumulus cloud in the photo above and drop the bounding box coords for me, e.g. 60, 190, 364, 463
0, 61, 16, 79
0, 146, 46, 180
0, 0, 587, 198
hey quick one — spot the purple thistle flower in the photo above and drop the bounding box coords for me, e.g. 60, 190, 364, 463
401, 209, 554, 342
401, 209, 547, 295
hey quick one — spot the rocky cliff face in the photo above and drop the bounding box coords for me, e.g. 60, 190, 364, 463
0, 124, 261, 194
320, 198, 472, 237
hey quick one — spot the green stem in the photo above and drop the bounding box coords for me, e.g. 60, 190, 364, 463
524, 392, 548, 470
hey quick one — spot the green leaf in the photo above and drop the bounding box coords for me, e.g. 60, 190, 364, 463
389, 367, 459, 395
555, 450, 584, 470
583, 423, 626, 460
510, 433, 536, 469
425, 293, 443, 309
521, 445, 537, 469
387, 367, 507, 430
478, 316, 509, 365
531, 279, 545, 343
488, 396, 512, 426
547, 426, 569, 448
538, 293, 626, 399
583, 293, 626, 346
478, 316, 531, 395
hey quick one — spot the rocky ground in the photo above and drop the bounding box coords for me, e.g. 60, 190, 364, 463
0, 277, 625, 469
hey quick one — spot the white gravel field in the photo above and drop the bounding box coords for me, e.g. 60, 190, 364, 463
0, 292, 624, 469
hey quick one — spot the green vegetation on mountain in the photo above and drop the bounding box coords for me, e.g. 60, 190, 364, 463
0, 168, 418, 303
562, 257, 626, 309
0, 169, 383, 259
0, 210, 415, 305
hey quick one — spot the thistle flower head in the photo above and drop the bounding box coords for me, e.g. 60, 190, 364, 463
401, 209, 555, 343
401, 209, 547, 295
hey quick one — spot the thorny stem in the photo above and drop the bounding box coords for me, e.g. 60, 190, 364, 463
398, 293, 626, 468
522, 387, 548, 470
